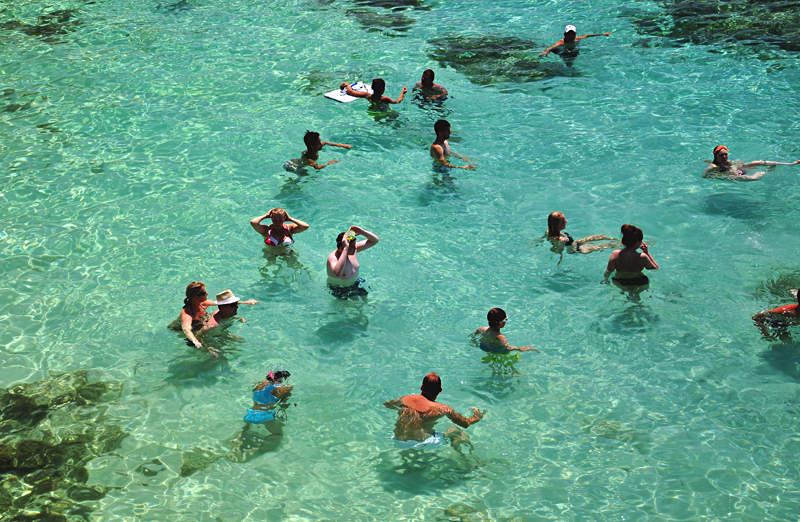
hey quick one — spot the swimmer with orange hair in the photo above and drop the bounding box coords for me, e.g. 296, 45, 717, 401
703, 145, 800, 181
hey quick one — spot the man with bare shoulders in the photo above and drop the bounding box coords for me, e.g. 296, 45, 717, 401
414, 69, 448, 101
326, 225, 379, 299
384, 373, 485, 449
539, 25, 611, 58
430, 119, 475, 172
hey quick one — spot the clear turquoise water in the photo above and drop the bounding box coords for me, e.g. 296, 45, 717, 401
3, 0, 800, 519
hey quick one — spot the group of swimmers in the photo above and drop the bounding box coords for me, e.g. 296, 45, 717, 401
170, 28, 800, 452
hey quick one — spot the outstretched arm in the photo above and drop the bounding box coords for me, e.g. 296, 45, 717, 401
322, 141, 352, 149
740, 159, 800, 169
384, 398, 403, 410
540, 39, 565, 57
495, 333, 538, 352
445, 406, 485, 428
383, 87, 408, 104
752, 312, 775, 340
578, 32, 611, 39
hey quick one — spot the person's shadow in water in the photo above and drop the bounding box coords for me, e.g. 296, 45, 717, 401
314, 313, 370, 351
759, 341, 800, 381
259, 249, 313, 289
164, 353, 234, 387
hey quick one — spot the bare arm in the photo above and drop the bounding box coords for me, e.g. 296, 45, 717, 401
306, 158, 338, 170
752, 312, 775, 340
604, 251, 619, 279
540, 38, 565, 57
272, 386, 294, 400
350, 225, 379, 252
578, 32, 611, 39
640, 244, 658, 270
431, 144, 474, 170
496, 333, 538, 352
444, 406, 485, 428
384, 398, 404, 410
250, 212, 271, 236
322, 141, 352, 149
382, 87, 408, 104
739, 159, 800, 168
331, 245, 351, 276
340, 82, 371, 98
285, 212, 309, 234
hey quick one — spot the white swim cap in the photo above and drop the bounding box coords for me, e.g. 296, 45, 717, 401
564, 25, 577, 33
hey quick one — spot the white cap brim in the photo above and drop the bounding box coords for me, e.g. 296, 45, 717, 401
217, 296, 240, 305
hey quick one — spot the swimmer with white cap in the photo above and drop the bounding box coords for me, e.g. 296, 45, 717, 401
540, 24, 612, 58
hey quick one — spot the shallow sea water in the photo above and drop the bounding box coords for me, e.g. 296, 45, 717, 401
2, 0, 800, 520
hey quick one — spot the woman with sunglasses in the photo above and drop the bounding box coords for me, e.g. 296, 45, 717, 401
470, 308, 538, 353
176, 281, 220, 357
703, 145, 799, 181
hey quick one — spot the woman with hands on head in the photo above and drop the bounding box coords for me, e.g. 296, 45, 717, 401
250, 207, 309, 254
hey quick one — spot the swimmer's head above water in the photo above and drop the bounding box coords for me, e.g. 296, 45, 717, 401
487, 307, 508, 330
184, 281, 208, 307
371, 79, 386, 99
303, 131, 322, 151
336, 230, 358, 253
621, 224, 644, 248
711, 145, 732, 167
547, 211, 567, 237
420, 372, 442, 401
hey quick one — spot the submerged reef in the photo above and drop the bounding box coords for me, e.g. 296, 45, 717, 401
0, 9, 82, 40
345, 0, 429, 37
427, 35, 577, 85
0, 371, 126, 521
627, 0, 800, 52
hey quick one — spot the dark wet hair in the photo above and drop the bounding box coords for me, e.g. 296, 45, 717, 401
336, 232, 346, 249
303, 131, 321, 150
434, 119, 450, 136
421, 372, 442, 399
268, 370, 291, 382
370, 78, 386, 101
422, 69, 435, 82
487, 307, 507, 329
547, 212, 565, 238
621, 224, 643, 247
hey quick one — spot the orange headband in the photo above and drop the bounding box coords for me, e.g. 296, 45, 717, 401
713, 145, 728, 155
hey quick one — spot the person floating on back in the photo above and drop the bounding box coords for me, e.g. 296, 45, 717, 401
414, 69, 447, 101
471, 308, 538, 354
753, 290, 800, 342
384, 372, 485, 450
703, 145, 800, 181
339, 78, 407, 105
539, 25, 611, 58
430, 119, 476, 172
284, 131, 351, 173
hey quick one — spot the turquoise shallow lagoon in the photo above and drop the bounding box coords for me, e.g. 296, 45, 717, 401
2, 0, 800, 519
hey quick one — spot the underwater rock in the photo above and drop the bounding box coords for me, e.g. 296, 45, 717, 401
0, 9, 81, 40
0, 371, 126, 521
180, 447, 222, 477
427, 35, 576, 85
346, 9, 415, 36
626, 0, 800, 52
443, 502, 492, 522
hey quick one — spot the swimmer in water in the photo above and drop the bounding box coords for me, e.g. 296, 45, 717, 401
250, 207, 309, 254
284, 131, 351, 173
604, 224, 658, 290
326, 225, 379, 299
384, 372, 485, 450
753, 290, 800, 342
172, 281, 221, 358
470, 308, 539, 354
539, 25, 611, 58
414, 69, 448, 101
545, 211, 617, 254
339, 78, 407, 105
198, 289, 258, 337
230, 368, 294, 462
430, 119, 476, 171
703, 145, 800, 181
